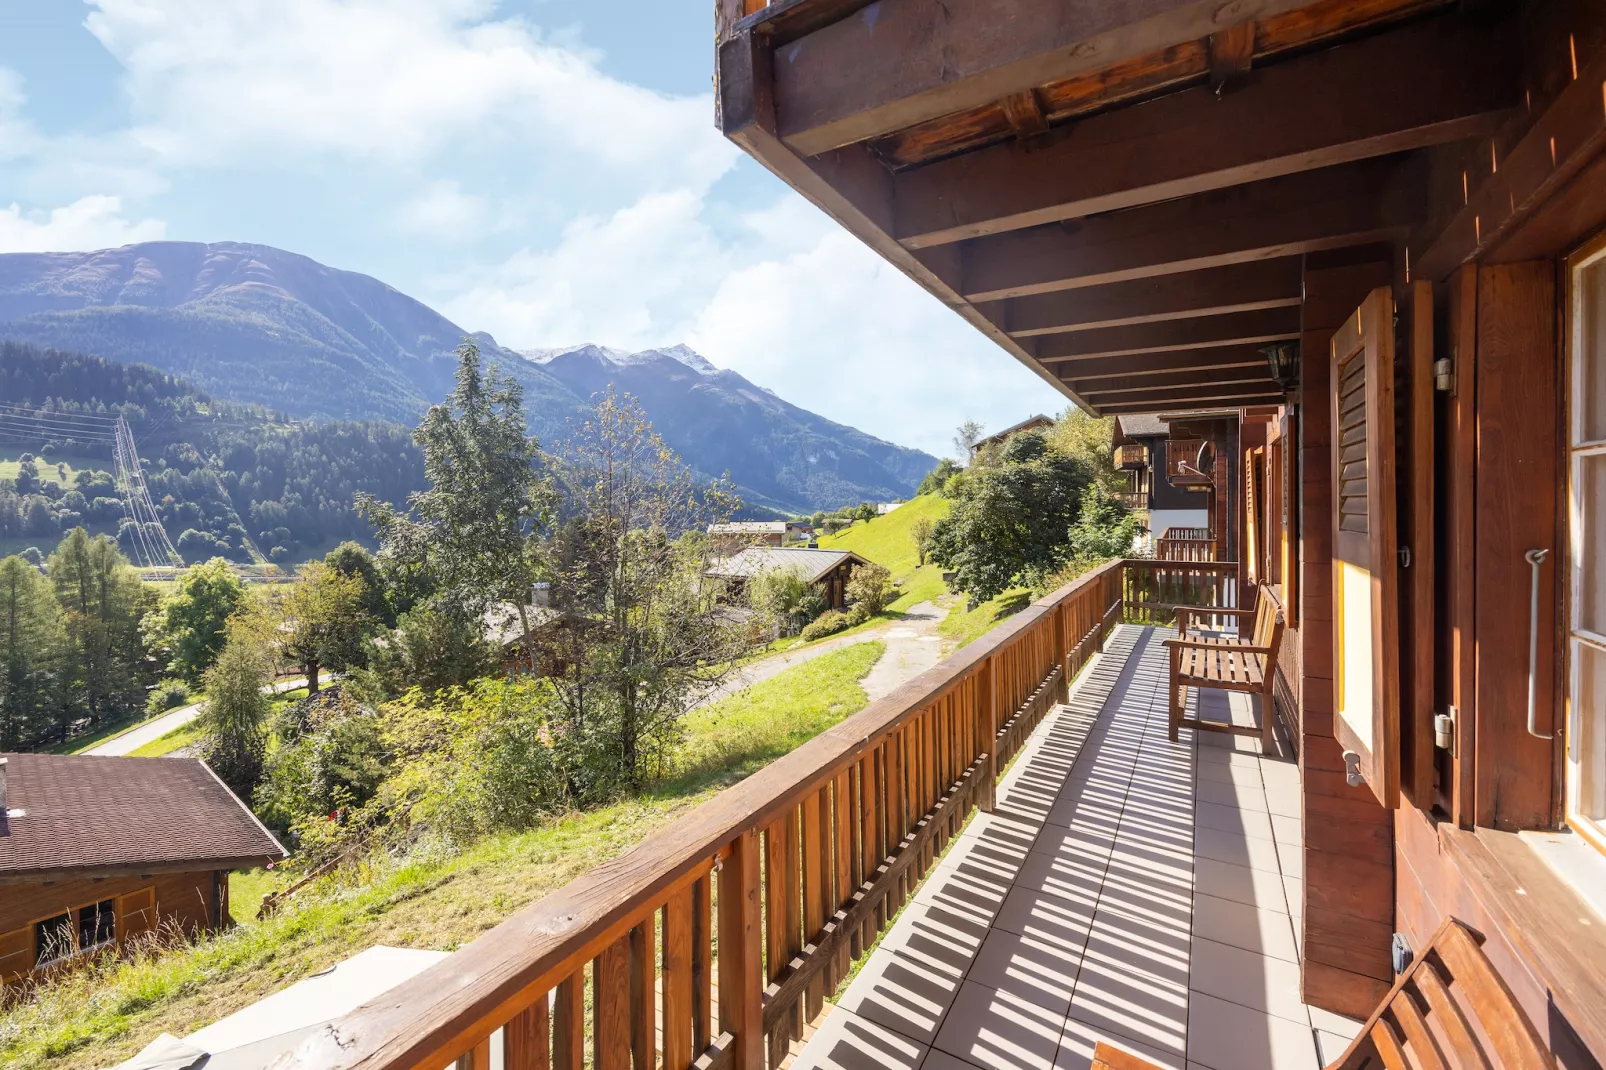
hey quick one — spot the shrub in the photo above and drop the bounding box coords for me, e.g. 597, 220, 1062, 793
845, 562, 894, 617
801, 610, 852, 641
146, 678, 191, 716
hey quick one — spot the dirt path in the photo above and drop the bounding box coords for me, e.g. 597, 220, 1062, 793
86, 677, 311, 756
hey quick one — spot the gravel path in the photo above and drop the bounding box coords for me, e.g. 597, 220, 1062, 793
86, 677, 312, 756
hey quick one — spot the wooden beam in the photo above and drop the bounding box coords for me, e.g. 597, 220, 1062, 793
1070, 368, 1276, 395
895, 15, 1514, 248
1057, 345, 1272, 381
771, 0, 1330, 156
1097, 387, 1287, 413
1034, 307, 1299, 361
1208, 21, 1257, 91
961, 155, 1422, 302
1000, 259, 1303, 337
999, 89, 1048, 138
1414, 25, 1606, 279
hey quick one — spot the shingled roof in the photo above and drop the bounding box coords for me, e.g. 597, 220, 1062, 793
0, 754, 285, 883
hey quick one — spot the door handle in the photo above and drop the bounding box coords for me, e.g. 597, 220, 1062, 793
1524, 549, 1553, 741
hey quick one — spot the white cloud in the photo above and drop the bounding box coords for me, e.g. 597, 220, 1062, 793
401, 181, 491, 238
0, 195, 166, 253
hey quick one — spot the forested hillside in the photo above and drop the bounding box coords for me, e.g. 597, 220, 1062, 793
0, 341, 425, 562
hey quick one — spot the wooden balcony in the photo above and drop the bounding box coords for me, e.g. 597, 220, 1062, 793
277, 561, 1285, 1070
1113, 445, 1146, 471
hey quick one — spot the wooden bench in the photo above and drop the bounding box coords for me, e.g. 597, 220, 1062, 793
1163, 584, 1284, 754
1092, 917, 1555, 1069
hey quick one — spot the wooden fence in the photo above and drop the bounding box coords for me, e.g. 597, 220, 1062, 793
1154, 537, 1217, 562
1122, 559, 1239, 628
281, 561, 1126, 1070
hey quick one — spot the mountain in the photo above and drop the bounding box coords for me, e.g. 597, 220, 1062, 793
526, 343, 935, 513
0, 242, 938, 513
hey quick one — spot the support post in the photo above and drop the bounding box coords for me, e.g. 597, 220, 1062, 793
718, 830, 764, 1070
980, 657, 997, 812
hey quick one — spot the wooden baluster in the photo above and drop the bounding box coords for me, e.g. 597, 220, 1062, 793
889, 728, 908, 906
693, 874, 711, 1056
855, 754, 875, 946
553, 970, 584, 1070
595, 937, 632, 1070
506, 997, 551, 1070
800, 786, 828, 1018
456, 1038, 491, 1070
832, 770, 852, 984
629, 921, 653, 1070
664, 886, 694, 1070
764, 813, 800, 1065
719, 830, 763, 1070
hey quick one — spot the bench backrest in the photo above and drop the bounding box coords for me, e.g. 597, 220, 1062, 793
1250, 584, 1285, 668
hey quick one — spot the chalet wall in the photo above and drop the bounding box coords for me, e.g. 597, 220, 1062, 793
1296, 248, 1396, 1018
0, 870, 218, 938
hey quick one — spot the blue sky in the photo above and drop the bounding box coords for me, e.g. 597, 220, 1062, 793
0, 0, 1067, 458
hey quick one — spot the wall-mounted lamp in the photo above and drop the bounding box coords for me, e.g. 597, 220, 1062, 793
1260, 341, 1300, 391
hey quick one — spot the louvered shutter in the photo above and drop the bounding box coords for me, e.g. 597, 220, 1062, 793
1330, 287, 1401, 808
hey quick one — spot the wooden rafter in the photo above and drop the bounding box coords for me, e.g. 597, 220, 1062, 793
1054, 346, 1273, 381
1033, 307, 1299, 361
893, 15, 1515, 248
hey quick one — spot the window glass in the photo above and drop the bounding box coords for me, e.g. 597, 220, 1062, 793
34, 913, 72, 966
1570, 244, 1606, 852
1575, 640, 1606, 826
78, 900, 115, 949
1580, 454, 1606, 637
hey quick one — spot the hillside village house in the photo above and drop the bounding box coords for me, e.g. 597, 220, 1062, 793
284, 4, 1606, 1070
971, 413, 1055, 457
707, 521, 813, 554
0, 754, 284, 985
1112, 414, 1215, 545
705, 546, 869, 611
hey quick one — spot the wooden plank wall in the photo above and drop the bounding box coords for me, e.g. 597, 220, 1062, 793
1296, 247, 1396, 1018
0, 870, 217, 935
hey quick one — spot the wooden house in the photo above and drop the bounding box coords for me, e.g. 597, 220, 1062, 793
281, 4, 1606, 1069
707, 521, 813, 555
970, 412, 1054, 458
0, 754, 284, 984
706, 546, 869, 610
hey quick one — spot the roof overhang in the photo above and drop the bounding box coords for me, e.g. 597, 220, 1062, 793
716, 0, 1525, 416
0, 854, 286, 886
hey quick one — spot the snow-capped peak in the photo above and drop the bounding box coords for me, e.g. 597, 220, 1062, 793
521, 342, 719, 376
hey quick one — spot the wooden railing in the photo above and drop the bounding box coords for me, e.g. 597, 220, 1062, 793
1113, 444, 1146, 470
1155, 537, 1217, 562
282, 560, 1126, 1070
1123, 559, 1239, 628
1160, 526, 1211, 540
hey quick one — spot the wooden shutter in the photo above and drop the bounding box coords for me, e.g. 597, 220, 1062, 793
0, 926, 31, 982
1243, 448, 1260, 584
117, 887, 155, 946
1330, 287, 1401, 808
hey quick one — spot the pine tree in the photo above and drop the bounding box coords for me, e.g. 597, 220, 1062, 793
48, 528, 157, 725
0, 555, 65, 747
201, 611, 274, 798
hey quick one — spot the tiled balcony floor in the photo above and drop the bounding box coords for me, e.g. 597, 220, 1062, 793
792, 625, 1363, 1070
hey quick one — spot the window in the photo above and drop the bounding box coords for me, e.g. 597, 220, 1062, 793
79, 899, 115, 950
1567, 238, 1606, 853
33, 913, 72, 968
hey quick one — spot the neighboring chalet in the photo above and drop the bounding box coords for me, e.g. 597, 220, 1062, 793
970, 413, 1053, 457
286, 4, 1606, 1070
706, 546, 868, 610
0, 754, 284, 984
707, 521, 812, 554
1111, 414, 1210, 531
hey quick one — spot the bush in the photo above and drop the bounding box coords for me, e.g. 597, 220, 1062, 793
146, 678, 191, 715
749, 569, 828, 636
801, 609, 853, 641
845, 562, 894, 617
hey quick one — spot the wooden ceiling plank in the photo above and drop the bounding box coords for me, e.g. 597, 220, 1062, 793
1062, 346, 1273, 380
771, 0, 1331, 157
1096, 388, 1287, 413
1002, 259, 1302, 337
895, 15, 1515, 248
1033, 306, 1300, 360
1072, 369, 1276, 395
961, 155, 1422, 302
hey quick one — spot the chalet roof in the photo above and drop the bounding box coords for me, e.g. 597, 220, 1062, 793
708, 522, 793, 535
0, 753, 285, 882
706, 547, 866, 583
974, 414, 1053, 450
1116, 415, 1171, 439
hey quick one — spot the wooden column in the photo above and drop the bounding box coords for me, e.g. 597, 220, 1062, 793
1297, 247, 1396, 1018
980, 658, 997, 813
718, 830, 763, 1070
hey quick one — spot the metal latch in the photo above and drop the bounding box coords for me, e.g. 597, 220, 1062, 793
1398, 546, 1412, 569
1434, 706, 1457, 756
1343, 750, 1365, 787
1434, 357, 1455, 393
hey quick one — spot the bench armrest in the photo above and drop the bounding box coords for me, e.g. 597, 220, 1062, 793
1164, 638, 1275, 655
1191, 607, 1256, 618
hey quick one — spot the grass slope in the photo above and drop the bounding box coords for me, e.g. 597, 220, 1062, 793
0, 642, 886, 1070
817, 495, 951, 614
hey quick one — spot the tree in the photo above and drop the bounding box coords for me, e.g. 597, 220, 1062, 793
845, 562, 894, 618
360, 340, 552, 672
545, 390, 757, 797
157, 557, 246, 684
1067, 485, 1141, 561
911, 515, 935, 566
916, 458, 962, 496
953, 420, 985, 464
1043, 409, 1126, 496
201, 609, 274, 798
278, 561, 376, 695
0, 555, 64, 747
323, 541, 394, 627
363, 604, 494, 697
926, 431, 1093, 603
48, 528, 156, 725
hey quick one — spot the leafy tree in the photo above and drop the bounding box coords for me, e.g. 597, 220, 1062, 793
911, 515, 935, 565
360, 341, 552, 672
0, 555, 64, 747
1067, 485, 1141, 562
916, 457, 962, 497
845, 561, 894, 618
362, 604, 494, 698
953, 420, 985, 463
748, 569, 828, 635
278, 561, 376, 695
48, 528, 156, 725
156, 557, 246, 684
1043, 409, 1126, 496
200, 609, 275, 798
926, 430, 1093, 603
544, 390, 756, 797
323, 541, 394, 627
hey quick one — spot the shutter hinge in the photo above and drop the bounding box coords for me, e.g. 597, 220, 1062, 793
1434, 705, 1458, 757
1434, 357, 1455, 393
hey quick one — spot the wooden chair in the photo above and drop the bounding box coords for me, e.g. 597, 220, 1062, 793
1091, 918, 1555, 1070
1163, 584, 1285, 754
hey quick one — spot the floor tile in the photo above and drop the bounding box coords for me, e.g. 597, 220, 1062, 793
1196, 778, 1269, 813
1282, 874, 1304, 919
1056, 1018, 1187, 1070
1194, 824, 1283, 874
1188, 936, 1309, 1025
1196, 761, 1263, 789
918, 1049, 987, 1070
1273, 837, 1303, 879
1269, 814, 1302, 846
995, 886, 1097, 948
1307, 1006, 1364, 1040
1064, 955, 1189, 1062
1194, 801, 1275, 841
791, 1005, 930, 1070
1314, 1030, 1359, 1065
1191, 893, 1299, 963
835, 942, 965, 1045
1185, 991, 1319, 1070
964, 929, 1080, 1013
1194, 857, 1289, 912
932, 979, 1069, 1070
